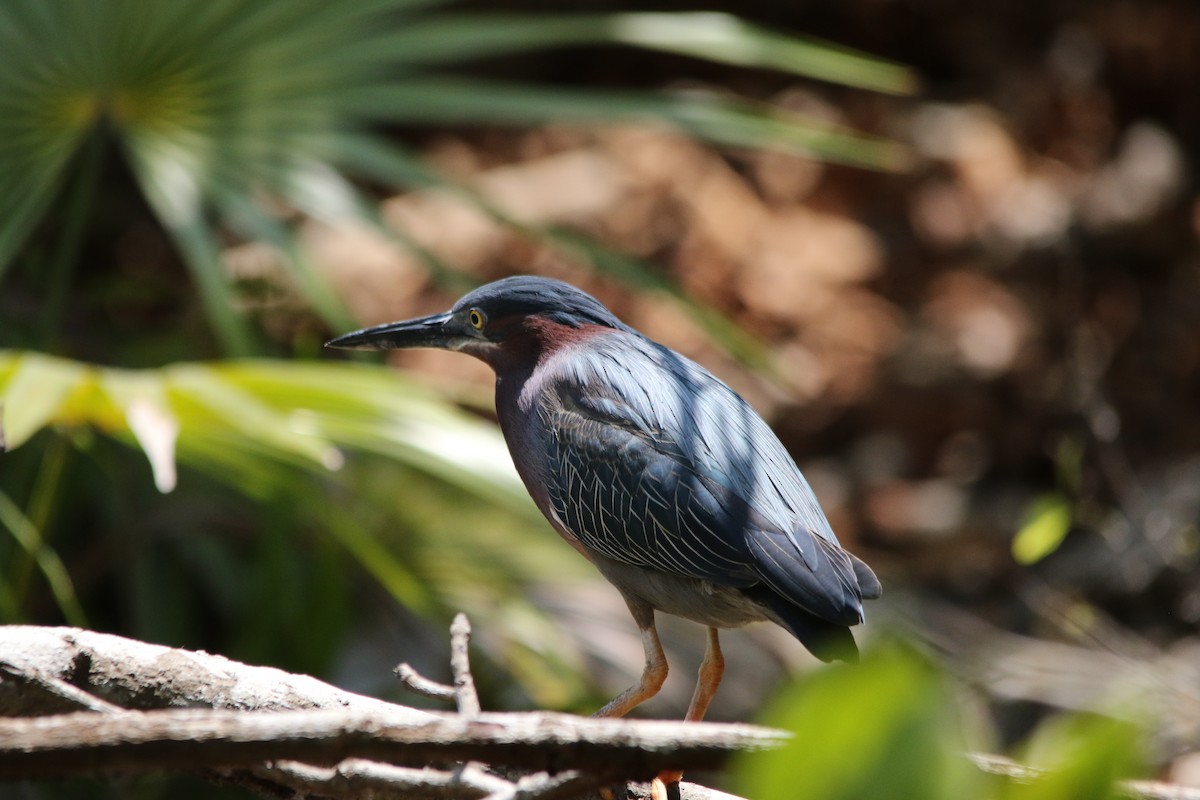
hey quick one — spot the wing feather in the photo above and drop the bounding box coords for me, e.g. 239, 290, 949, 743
539, 334, 876, 624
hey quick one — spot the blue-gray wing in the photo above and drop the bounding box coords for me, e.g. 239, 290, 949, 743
544, 393, 760, 587
542, 334, 873, 625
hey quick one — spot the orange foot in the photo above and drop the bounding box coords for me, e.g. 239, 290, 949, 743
652, 771, 683, 800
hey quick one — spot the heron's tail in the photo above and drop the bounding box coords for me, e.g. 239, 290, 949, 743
744, 587, 860, 663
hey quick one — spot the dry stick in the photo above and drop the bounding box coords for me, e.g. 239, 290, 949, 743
1118, 781, 1200, 800
450, 613, 482, 719
394, 663, 458, 703
495, 769, 616, 800
1, 625, 478, 796
398, 615, 607, 800
0, 707, 787, 780
447, 611, 504, 796
393, 614, 482, 716
252, 758, 514, 800
403, 617, 742, 800
395, 615, 499, 797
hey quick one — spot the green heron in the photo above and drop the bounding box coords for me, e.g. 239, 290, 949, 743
327, 276, 880, 784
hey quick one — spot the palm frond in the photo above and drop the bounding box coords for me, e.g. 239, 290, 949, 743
0, 350, 531, 512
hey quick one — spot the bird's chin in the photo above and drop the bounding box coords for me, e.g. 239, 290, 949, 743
455, 339, 501, 359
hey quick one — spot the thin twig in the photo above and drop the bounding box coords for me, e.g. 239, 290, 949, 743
450, 613, 482, 719
395, 663, 457, 702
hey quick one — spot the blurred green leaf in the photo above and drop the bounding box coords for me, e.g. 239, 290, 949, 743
1004, 714, 1143, 800
0, 489, 87, 627
340, 78, 906, 171
100, 371, 179, 492
0, 352, 87, 449
372, 12, 917, 95
1013, 493, 1072, 565
729, 644, 978, 800
0, 350, 530, 511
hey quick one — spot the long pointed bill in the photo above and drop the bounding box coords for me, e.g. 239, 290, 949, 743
324, 311, 456, 351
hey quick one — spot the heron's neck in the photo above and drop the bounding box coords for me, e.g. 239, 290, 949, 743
493, 320, 610, 430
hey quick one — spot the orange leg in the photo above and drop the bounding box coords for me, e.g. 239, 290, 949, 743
594, 621, 668, 719
686, 626, 725, 722
654, 627, 724, 799
594, 618, 669, 800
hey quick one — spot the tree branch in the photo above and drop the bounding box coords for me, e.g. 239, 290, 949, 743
0, 625, 436, 721
0, 625, 779, 800
247, 758, 514, 800
0, 706, 785, 779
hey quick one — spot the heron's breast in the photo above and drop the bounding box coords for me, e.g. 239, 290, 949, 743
590, 553, 770, 629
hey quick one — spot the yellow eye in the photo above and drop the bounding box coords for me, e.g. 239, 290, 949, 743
468, 308, 485, 330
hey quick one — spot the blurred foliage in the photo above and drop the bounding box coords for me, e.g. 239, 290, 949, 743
0, 0, 911, 356
1011, 713, 1144, 800
732, 644, 979, 800
1013, 437, 1086, 564
1013, 493, 1073, 565
0, 351, 528, 502
731, 643, 1147, 800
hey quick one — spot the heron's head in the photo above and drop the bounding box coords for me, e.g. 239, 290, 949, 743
325, 276, 633, 366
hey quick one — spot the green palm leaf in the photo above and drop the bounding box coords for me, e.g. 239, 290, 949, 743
372, 11, 917, 95
0, 350, 529, 509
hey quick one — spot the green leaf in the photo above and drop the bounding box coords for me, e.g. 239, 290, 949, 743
1006, 714, 1143, 800
214, 360, 534, 516
100, 370, 180, 493
340, 77, 908, 170
369, 12, 917, 95
1012, 493, 1072, 565
0, 351, 532, 514
0, 489, 87, 627
729, 644, 978, 800
0, 352, 88, 449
